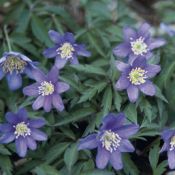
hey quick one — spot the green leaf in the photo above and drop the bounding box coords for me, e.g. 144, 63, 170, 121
0, 155, 13, 175
0, 145, 11, 155
114, 91, 122, 111
80, 169, 115, 175
155, 86, 168, 103
124, 103, 137, 123
64, 143, 78, 171
70, 64, 106, 76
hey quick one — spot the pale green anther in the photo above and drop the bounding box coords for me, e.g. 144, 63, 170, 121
2, 56, 27, 74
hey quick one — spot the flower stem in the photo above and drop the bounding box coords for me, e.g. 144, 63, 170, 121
4, 25, 12, 52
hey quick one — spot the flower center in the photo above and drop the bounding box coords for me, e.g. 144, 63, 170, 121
56, 42, 74, 59
170, 136, 175, 151
100, 130, 121, 153
38, 81, 54, 96
1, 55, 27, 74
14, 122, 31, 139
128, 67, 147, 85
130, 37, 148, 56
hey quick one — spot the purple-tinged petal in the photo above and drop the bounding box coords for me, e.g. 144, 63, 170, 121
128, 53, 138, 64
145, 64, 161, 78
113, 43, 130, 58
6, 73, 22, 91
26, 136, 37, 150
162, 129, 174, 141
43, 47, 57, 58
56, 82, 70, 94
52, 94, 64, 111
32, 96, 45, 111
115, 61, 129, 72
24, 67, 35, 79
168, 150, 175, 169
31, 128, 47, 141
23, 83, 39, 96
55, 56, 67, 69
109, 151, 123, 170
64, 32, 75, 43
132, 57, 147, 68
118, 139, 135, 152
43, 96, 52, 112
0, 56, 7, 64
123, 27, 137, 41
160, 143, 168, 153
149, 38, 166, 50
75, 44, 91, 57
18, 108, 28, 121
115, 75, 130, 90
5, 112, 18, 124
78, 134, 98, 150
48, 30, 61, 43
70, 56, 79, 65
0, 124, 13, 132
0, 68, 4, 80
127, 85, 139, 103
29, 118, 46, 128
47, 66, 59, 83
115, 124, 139, 139
138, 23, 151, 38
32, 69, 46, 83
139, 81, 156, 96
15, 137, 27, 157
0, 133, 15, 143
101, 113, 126, 131
96, 145, 110, 169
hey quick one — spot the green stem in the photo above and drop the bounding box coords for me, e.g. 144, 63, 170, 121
4, 25, 12, 51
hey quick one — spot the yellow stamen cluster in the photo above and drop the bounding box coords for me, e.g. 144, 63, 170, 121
100, 130, 121, 153
2, 56, 27, 74
128, 67, 147, 85
56, 42, 74, 59
38, 81, 54, 96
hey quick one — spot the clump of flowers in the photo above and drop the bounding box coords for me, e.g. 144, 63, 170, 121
78, 113, 139, 170
23, 66, 70, 112
0, 108, 47, 157
113, 23, 166, 63
43, 30, 91, 69
0, 51, 36, 90
115, 57, 160, 102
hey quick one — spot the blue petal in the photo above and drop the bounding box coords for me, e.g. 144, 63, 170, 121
15, 137, 27, 157
31, 128, 47, 141
0, 133, 15, 144
109, 151, 123, 170
48, 30, 62, 43
0, 68, 4, 80
6, 73, 22, 90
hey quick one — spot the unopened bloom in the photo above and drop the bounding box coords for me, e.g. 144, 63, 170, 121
160, 129, 175, 169
78, 113, 139, 170
113, 23, 166, 63
0, 108, 47, 157
43, 30, 91, 69
23, 66, 70, 112
0, 51, 36, 90
115, 57, 160, 102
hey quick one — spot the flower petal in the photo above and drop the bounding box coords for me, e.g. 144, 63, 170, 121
55, 56, 67, 69
168, 150, 175, 169
0, 68, 4, 80
138, 23, 151, 38
149, 38, 166, 50
32, 96, 45, 111
162, 129, 174, 141
5, 112, 18, 124
132, 57, 147, 68
0, 133, 15, 143
18, 108, 28, 121
70, 56, 79, 65
75, 44, 91, 57
123, 27, 137, 41
113, 43, 130, 58
48, 30, 61, 43
96, 145, 110, 169
115, 124, 139, 139
118, 139, 135, 152
15, 137, 27, 157
139, 81, 156, 96
101, 113, 126, 131
31, 128, 47, 141
26, 136, 37, 150
23, 83, 39, 96
78, 134, 98, 150
115, 75, 130, 90
109, 151, 123, 170
127, 85, 139, 103
56, 82, 70, 94
0, 124, 13, 132
47, 66, 59, 83
160, 142, 168, 153
64, 32, 75, 43
6, 73, 22, 90
115, 61, 129, 72
43, 96, 52, 112
29, 118, 46, 128
32, 69, 46, 82
52, 94, 64, 111
43, 47, 57, 58
145, 64, 161, 78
